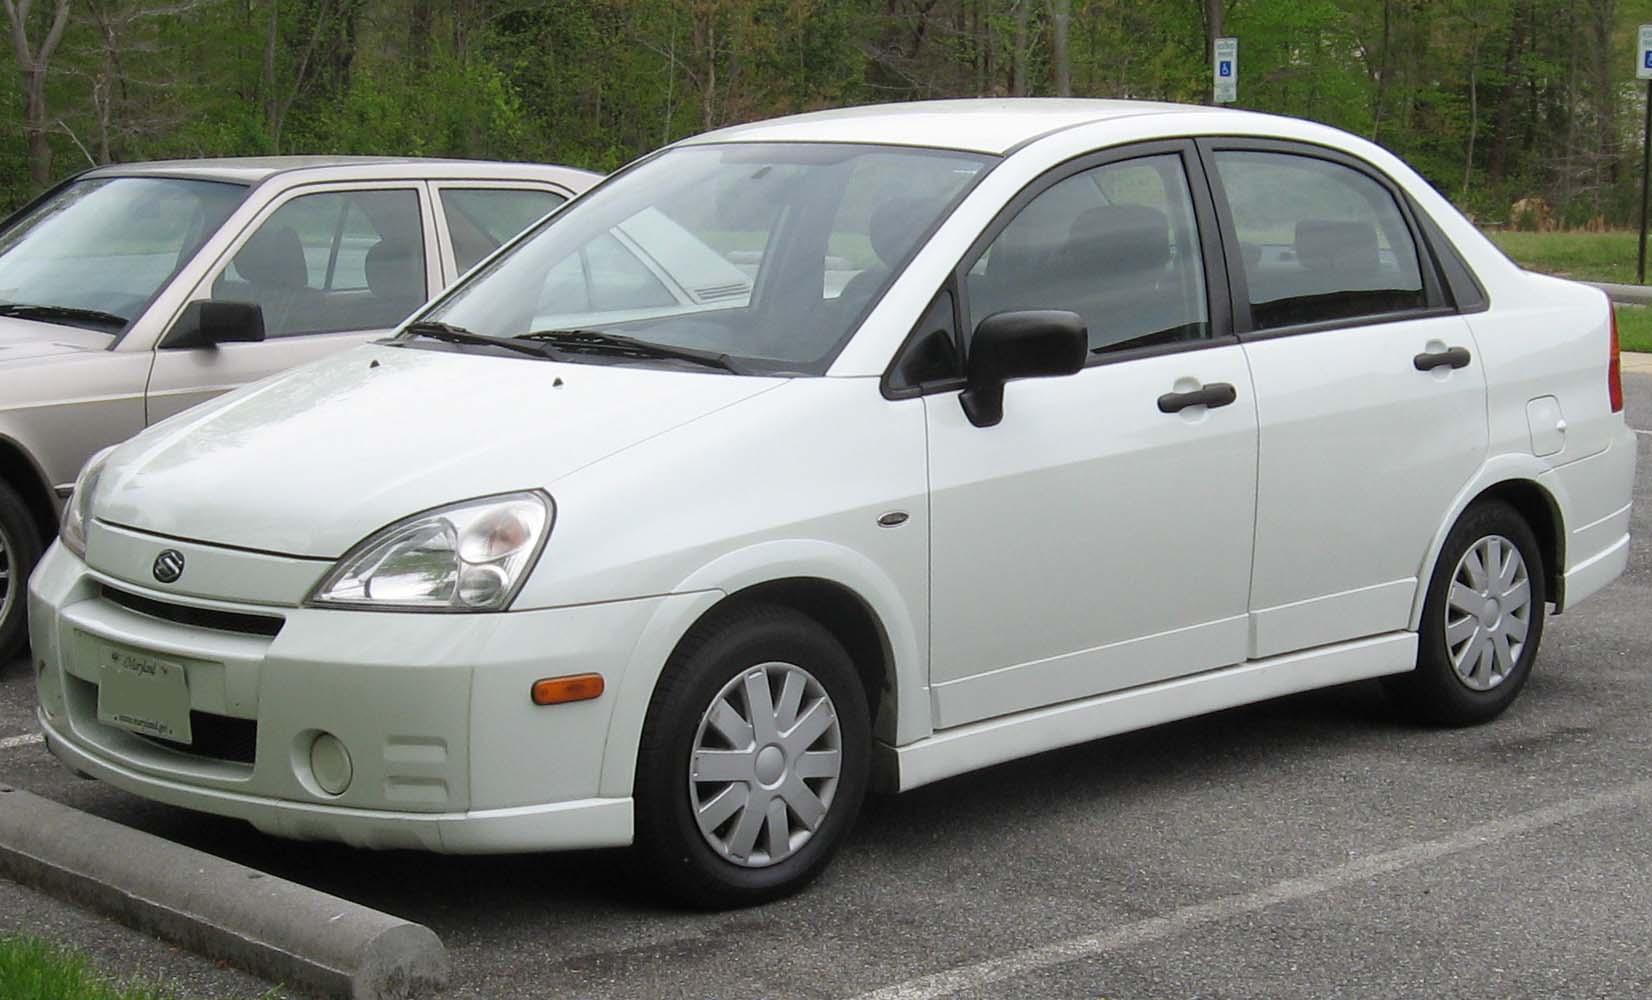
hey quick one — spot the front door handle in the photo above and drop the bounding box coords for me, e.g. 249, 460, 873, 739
1158, 382, 1238, 414
1413, 346, 1472, 371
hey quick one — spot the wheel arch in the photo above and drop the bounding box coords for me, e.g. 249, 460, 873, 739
695, 577, 897, 738
595, 540, 930, 799
1474, 479, 1565, 606
0, 432, 59, 544
1410, 468, 1566, 629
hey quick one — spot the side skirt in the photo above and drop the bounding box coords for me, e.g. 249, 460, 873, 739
880, 631, 1417, 793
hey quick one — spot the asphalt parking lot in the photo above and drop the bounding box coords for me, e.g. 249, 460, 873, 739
2, 373, 1650, 1000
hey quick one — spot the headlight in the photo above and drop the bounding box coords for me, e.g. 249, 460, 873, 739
59, 446, 115, 559
307, 492, 553, 611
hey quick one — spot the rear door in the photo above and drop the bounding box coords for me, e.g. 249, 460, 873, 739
1201, 140, 1488, 658
144, 182, 439, 423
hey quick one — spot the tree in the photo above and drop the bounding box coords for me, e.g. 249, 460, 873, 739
1204, 0, 1221, 104
4, 0, 72, 185
1048, 0, 1068, 96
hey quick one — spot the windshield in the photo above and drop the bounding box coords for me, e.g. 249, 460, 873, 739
0, 176, 247, 333
418, 143, 993, 373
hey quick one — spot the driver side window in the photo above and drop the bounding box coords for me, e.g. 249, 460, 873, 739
965, 154, 1209, 356
211, 188, 426, 338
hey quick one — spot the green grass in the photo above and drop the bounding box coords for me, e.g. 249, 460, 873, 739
0, 934, 267, 1000
1615, 304, 1652, 353
1484, 229, 1645, 284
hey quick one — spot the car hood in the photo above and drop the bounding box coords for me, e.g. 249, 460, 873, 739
94, 343, 784, 558
0, 315, 113, 361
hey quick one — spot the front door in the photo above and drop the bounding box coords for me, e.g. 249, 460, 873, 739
145, 184, 439, 423
924, 145, 1259, 729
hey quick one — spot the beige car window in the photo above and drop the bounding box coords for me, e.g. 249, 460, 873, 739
441, 188, 566, 273
212, 189, 425, 338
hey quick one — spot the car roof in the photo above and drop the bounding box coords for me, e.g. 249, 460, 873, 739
79, 155, 600, 188
681, 98, 1230, 155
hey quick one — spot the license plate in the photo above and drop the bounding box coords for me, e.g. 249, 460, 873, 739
97, 644, 192, 744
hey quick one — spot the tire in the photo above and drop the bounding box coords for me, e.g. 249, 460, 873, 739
0, 479, 43, 664
1385, 499, 1546, 726
633, 603, 870, 908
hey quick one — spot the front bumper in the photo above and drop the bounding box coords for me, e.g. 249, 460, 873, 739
39, 708, 630, 851
27, 533, 659, 853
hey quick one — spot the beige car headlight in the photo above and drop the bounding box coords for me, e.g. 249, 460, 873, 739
307, 491, 553, 611
59, 446, 115, 559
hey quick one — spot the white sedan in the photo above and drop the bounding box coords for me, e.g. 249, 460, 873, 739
30, 100, 1636, 906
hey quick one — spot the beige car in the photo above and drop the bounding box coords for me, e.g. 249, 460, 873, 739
0, 156, 600, 659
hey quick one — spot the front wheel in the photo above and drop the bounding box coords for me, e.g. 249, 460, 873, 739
633, 604, 870, 908
0, 480, 42, 664
1386, 500, 1546, 725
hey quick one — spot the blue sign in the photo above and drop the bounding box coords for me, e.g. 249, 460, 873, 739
1644, 50, 1652, 69
1219, 60, 1233, 77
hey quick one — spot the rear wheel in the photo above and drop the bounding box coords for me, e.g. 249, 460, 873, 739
633, 604, 869, 908
1386, 500, 1546, 725
0, 479, 42, 663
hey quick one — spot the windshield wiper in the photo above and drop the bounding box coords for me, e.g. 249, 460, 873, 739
0, 302, 128, 330
399, 321, 560, 361
520, 328, 749, 374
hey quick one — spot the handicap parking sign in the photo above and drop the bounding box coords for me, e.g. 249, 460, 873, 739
1639, 24, 1652, 80
1219, 60, 1232, 77
1213, 37, 1237, 102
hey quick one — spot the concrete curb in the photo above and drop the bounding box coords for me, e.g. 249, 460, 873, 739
0, 784, 448, 999
1584, 280, 1652, 305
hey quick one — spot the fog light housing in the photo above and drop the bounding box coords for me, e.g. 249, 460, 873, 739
308, 732, 352, 796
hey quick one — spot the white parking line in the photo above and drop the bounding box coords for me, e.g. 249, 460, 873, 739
0, 732, 44, 751
852, 779, 1652, 1000
1634, 428, 1651, 437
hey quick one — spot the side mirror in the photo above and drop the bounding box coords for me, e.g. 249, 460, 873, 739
163, 300, 265, 349
959, 310, 1088, 427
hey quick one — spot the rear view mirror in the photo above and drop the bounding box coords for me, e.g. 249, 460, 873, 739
959, 310, 1087, 427
163, 300, 265, 350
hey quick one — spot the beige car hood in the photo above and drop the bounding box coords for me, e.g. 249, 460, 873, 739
0, 316, 113, 362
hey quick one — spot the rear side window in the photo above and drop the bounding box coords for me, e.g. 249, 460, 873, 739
1213, 151, 1425, 330
440, 188, 566, 272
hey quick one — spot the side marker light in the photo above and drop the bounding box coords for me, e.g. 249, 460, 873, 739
532, 673, 605, 706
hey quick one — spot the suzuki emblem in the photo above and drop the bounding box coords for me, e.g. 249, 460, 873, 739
152, 549, 185, 584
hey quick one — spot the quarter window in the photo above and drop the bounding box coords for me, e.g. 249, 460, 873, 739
965, 154, 1209, 356
1213, 151, 1425, 329
212, 189, 425, 338
440, 188, 566, 272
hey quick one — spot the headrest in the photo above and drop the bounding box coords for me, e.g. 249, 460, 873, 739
233, 226, 308, 290
867, 197, 937, 267
1064, 204, 1170, 274
364, 240, 422, 303
1294, 219, 1377, 272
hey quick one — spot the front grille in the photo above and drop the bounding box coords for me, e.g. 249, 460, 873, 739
101, 585, 283, 638
137, 711, 258, 765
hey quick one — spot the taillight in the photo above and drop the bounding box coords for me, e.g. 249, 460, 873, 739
1609, 308, 1624, 413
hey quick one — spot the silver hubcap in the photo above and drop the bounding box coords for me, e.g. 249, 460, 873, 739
688, 661, 842, 868
1446, 534, 1532, 692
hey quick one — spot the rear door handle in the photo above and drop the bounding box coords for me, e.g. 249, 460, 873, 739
1413, 346, 1472, 371
1158, 382, 1238, 414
